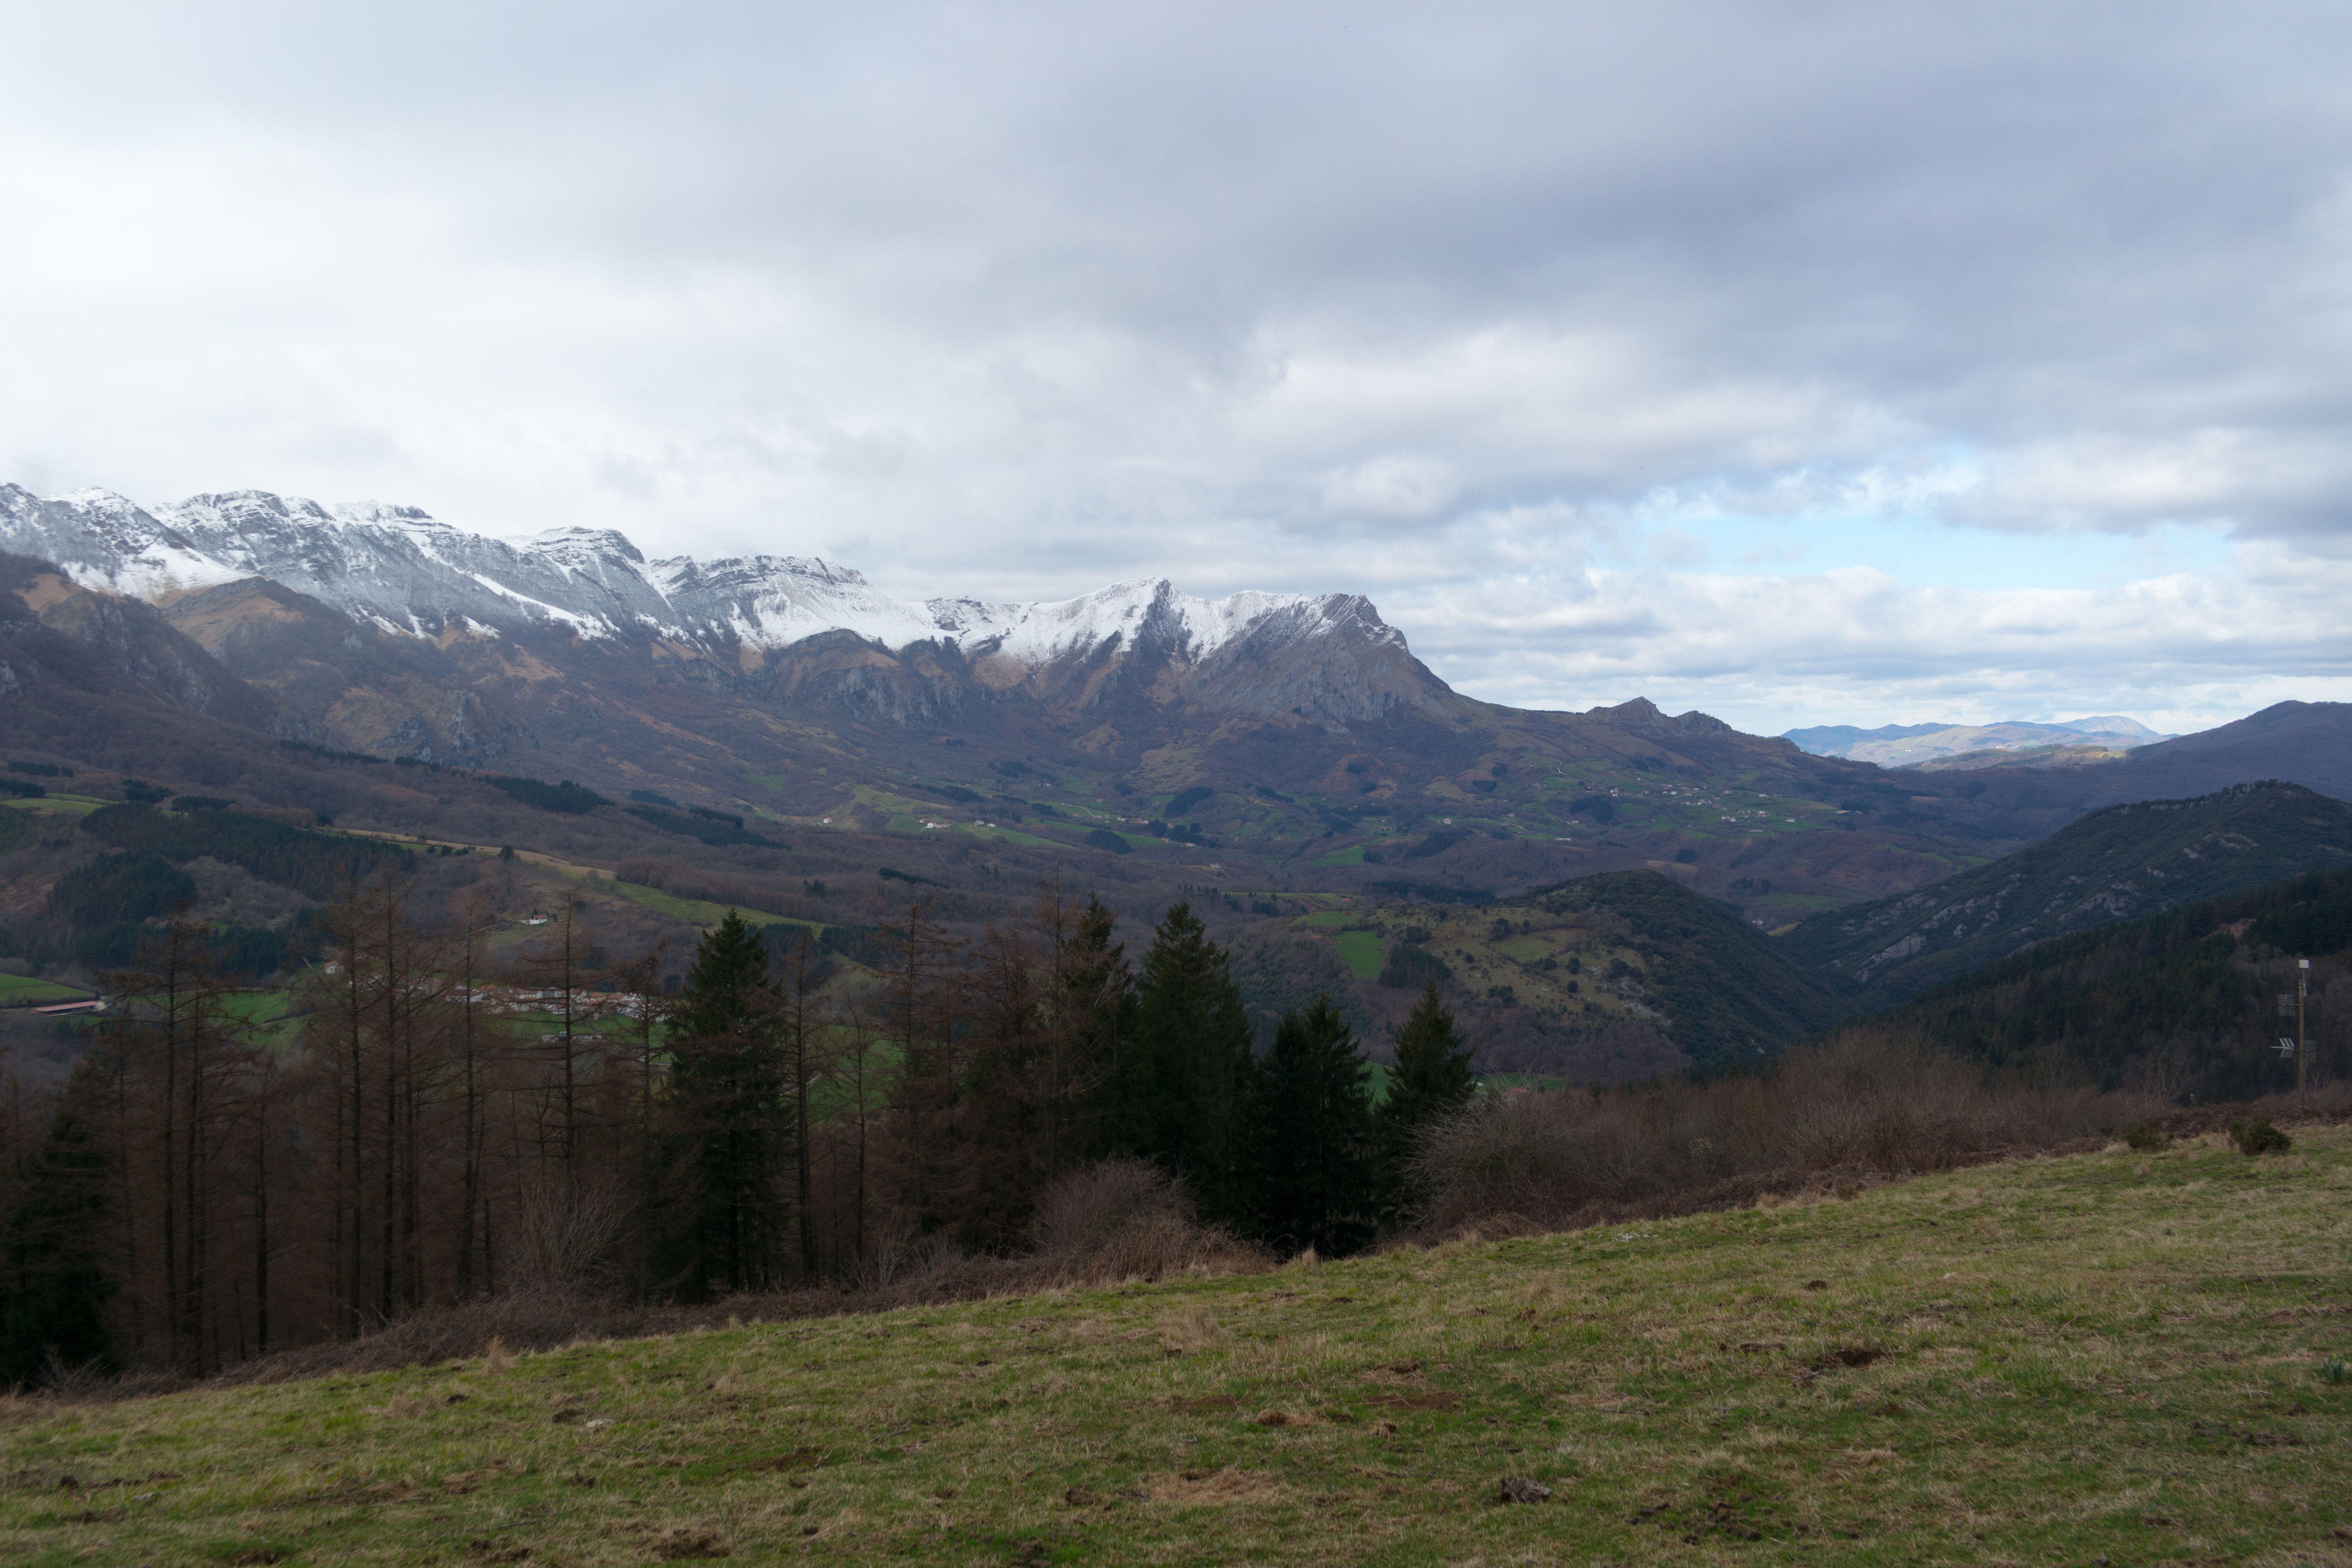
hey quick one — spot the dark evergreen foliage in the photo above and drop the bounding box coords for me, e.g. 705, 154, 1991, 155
623, 803, 782, 848
1251, 995, 1379, 1257
1112, 903, 1256, 1224
486, 776, 610, 814
668, 913, 785, 1295
0, 1066, 117, 1387
277, 739, 383, 765
48, 851, 195, 928
1084, 829, 1132, 854
80, 803, 410, 898
1378, 941, 1453, 989
1378, 982, 1475, 1202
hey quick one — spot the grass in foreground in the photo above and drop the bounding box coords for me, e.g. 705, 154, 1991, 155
5, 1130, 2348, 1565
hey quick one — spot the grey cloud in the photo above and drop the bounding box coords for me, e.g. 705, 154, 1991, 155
4, 1, 2352, 723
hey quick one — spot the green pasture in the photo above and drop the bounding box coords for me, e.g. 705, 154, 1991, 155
0, 974, 91, 1007
5, 1127, 2346, 1565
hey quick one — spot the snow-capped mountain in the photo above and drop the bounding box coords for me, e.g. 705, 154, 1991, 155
0, 484, 1456, 726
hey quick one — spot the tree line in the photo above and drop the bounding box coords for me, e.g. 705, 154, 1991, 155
0, 882, 1473, 1386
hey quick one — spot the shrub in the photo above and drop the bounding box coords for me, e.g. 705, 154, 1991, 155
1084, 829, 1132, 854
2228, 1113, 2292, 1156
1030, 1158, 1193, 1256
1406, 1033, 2147, 1236
2120, 1122, 2171, 1152
1027, 1159, 1249, 1281
2318, 1358, 2349, 1386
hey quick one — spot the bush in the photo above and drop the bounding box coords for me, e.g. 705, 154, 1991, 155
1405, 1034, 2146, 1236
1031, 1158, 1193, 1256
2120, 1122, 2171, 1152
1084, 829, 1132, 854
2228, 1113, 2292, 1156
1027, 1159, 1250, 1281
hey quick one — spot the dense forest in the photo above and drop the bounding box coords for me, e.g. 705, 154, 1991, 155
0, 881, 1473, 1387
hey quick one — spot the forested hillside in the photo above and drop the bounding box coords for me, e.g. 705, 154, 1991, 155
1782, 781, 2352, 1008
1833, 863, 2352, 1099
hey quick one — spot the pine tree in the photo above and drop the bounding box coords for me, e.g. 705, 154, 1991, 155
0, 1061, 116, 1386
1253, 995, 1379, 1257
669, 912, 783, 1296
1376, 982, 1476, 1212
1114, 902, 1254, 1224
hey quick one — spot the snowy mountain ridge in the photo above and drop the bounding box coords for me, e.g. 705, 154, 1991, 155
0, 484, 1399, 680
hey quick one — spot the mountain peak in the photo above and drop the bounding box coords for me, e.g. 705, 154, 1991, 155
0, 481, 1454, 725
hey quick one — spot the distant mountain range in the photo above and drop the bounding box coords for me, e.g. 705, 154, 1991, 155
15, 480, 2352, 928
1784, 715, 2172, 765
0, 484, 1454, 731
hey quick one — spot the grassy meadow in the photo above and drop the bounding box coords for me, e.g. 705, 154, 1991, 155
4, 1127, 2347, 1566
0, 973, 91, 1006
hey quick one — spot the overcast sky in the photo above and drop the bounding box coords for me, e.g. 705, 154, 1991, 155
5, 2, 2350, 735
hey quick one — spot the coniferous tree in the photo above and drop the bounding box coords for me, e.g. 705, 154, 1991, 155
1377, 981, 1476, 1211
1044, 891, 1130, 1174
669, 911, 782, 1296
0, 1061, 116, 1385
1115, 902, 1256, 1224
1253, 995, 1379, 1257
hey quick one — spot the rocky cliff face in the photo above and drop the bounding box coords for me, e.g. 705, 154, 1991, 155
0, 484, 1460, 730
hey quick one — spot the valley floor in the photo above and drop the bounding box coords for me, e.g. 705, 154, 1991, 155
5, 1130, 2348, 1566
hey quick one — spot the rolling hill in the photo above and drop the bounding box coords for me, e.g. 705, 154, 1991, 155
1838, 861, 2352, 1099
1780, 780, 2352, 1009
